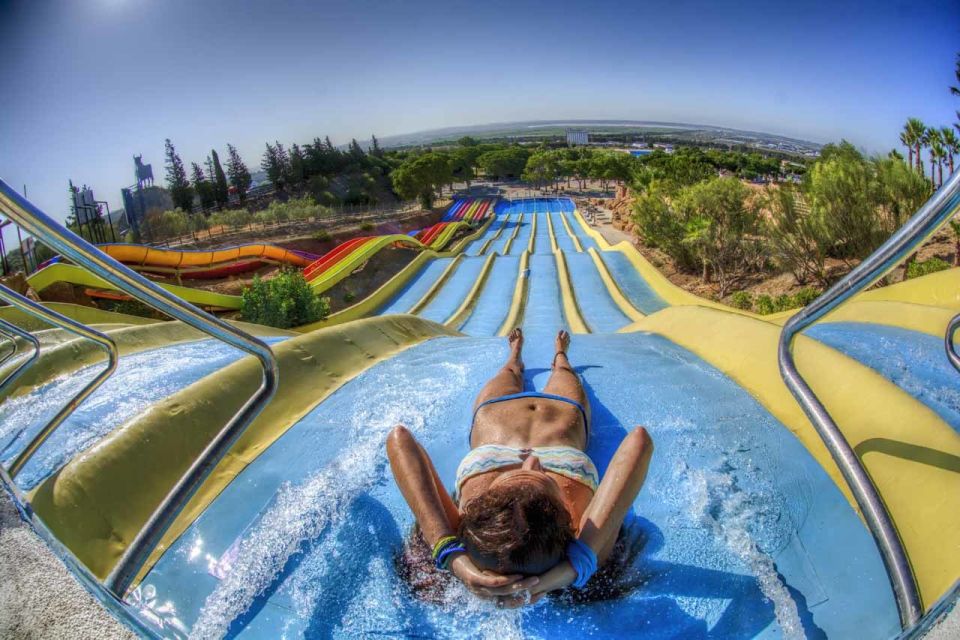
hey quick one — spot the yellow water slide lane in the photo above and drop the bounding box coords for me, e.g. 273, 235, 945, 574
497, 251, 531, 336
445, 252, 497, 329
501, 213, 524, 255
28, 315, 461, 585
478, 215, 510, 255
100, 243, 314, 269
625, 305, 960, 607
28, 264, 243, 310
587, 248, 645, 322
559, 213, 584, 252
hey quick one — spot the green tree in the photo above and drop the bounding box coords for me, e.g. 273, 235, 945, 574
370, 135, 384, 158
905, 118, 927, 175
209, 150, 230, 209
523, 151, 561, 190
241, 270, 329, 329
164, 139, 193, 212
391, 152, 452, 209
289, 143, 306, 188
476, 147, 529, 179
765, 185, 832, 286
673, 177, 762, 294
927, 128, 946, 187
191, 162, 215, 211
226, 143, 252, 203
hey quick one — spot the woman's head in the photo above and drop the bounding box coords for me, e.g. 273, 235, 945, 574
458, 465, 574, 575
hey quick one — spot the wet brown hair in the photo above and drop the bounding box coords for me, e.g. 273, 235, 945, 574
457, 482, 574, 575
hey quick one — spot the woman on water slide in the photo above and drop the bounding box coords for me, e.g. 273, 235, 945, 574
387, 328, 654, 607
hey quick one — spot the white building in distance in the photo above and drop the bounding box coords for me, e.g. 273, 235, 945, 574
566, 129, 588, 146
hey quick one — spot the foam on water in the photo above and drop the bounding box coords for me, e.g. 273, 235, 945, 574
190, 361, 469, 639
681, 460, 804, 639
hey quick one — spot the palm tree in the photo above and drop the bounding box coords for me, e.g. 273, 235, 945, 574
900, 123, 915, 169
942, 127, 959, 176
906, 118, 926, 175
927, 128, 944, 186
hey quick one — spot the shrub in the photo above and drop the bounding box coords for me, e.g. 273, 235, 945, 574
793, 287, 821, 307
755, 295, 776, 315
343, 291, 356, 303
730, 291, 753, 310
313, 230, 332, 242
360, 222, 375, 232
241, 270, 330, 328
907, 257, 951, 279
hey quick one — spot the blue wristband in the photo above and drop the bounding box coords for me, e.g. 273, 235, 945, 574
566, 539, 598, 589
436, 544, 466, 571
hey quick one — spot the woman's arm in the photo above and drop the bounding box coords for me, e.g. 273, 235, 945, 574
578, 426, 654, 559
386, 425, 537, 597
386, 425, 459, 545
519, 426, 654, 603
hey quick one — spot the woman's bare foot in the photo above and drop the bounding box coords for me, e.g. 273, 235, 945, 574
555, 329, 570, 356
508, 328, 524, 371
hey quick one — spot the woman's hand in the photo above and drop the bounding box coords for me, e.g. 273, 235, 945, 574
496, 560, 577, 608
449, 553, 539, 598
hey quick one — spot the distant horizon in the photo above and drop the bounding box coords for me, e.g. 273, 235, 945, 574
374, 118, 824, 150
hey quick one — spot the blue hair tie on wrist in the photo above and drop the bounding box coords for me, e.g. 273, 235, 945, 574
566, 539, 597, 589
436, 544, 466, 571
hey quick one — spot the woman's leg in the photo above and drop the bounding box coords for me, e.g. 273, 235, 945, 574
472, 328, 525, 411
543, 330, 591, 430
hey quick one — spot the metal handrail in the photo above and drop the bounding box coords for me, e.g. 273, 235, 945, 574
0, 286, 118, 478
944, 312, 960, 374
0, 179, 280, 597
0, 318, 40, 393
778, 169, 960, 629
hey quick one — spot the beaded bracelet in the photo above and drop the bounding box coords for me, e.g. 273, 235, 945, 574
436, 543, 466, 570
431, 535, 458, 561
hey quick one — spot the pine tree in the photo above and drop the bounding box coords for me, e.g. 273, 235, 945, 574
371, 135, 383, 157
290, 143, 306, 188
191, 162, 215, 211
262, 142, 281, 184
210, 149, 229, 208
275, 142, 292, 185
164, 138, 194, 211
226, 143, 252, 203
348, 138, 366, 161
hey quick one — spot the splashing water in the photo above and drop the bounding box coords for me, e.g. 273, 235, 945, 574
190, 361, 469, 639
684, 463, 805, 639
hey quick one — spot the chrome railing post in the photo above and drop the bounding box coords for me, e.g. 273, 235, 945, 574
0, 178, 279, 597
944, 312, 960, 374
0, 318, 40, 398
0, 285, 118, 478
778, 170, 960, 628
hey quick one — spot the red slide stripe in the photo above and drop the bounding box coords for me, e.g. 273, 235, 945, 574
303, 237, 369, 279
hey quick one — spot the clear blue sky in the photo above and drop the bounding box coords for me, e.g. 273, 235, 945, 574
1, 0, 958, 233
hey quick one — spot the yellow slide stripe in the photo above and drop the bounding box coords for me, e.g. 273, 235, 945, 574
445, 253, 497, 328
546, 211, 559, 253
502, 214, 523, 255
587, 248, 644, 322
408, 255, 465, 315
498, 251, 530, 336
554, 250, 589, 333
28, 264, 242, 309
559, 212, 584, 252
